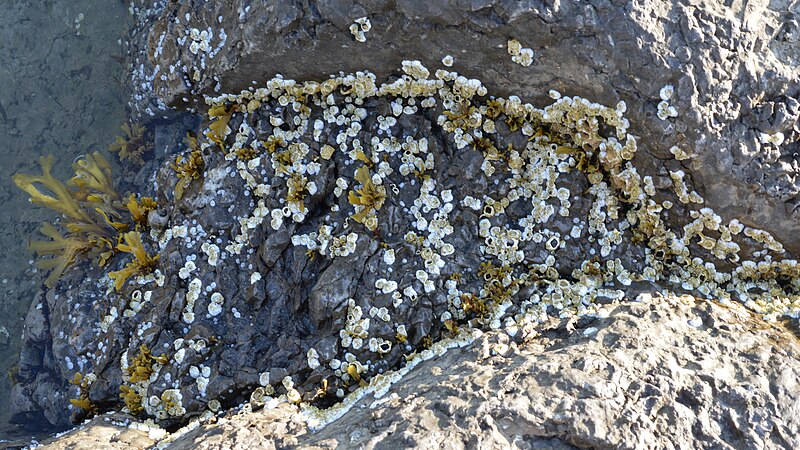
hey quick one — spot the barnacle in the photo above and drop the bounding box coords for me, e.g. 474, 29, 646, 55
556, 145, 599, 173
171, 148, 205, 201
206, 103, 237, 149
477, 262, 519, 305
348, 165, 386, 230
395, 331, 408, 344
443, 99, 481, 131
109, 123, 151, 165
159, 389, 187, 416
262, 135, 285, 154
108, 232, 159, 291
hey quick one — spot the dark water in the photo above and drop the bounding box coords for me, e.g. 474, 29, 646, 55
0, 0, 131, 440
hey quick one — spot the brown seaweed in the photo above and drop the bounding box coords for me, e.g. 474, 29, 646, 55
14, 153, 157, 287
109, 123, 151, 165
108, 231, 159, 291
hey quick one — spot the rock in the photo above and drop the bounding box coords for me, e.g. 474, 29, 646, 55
36, 294, 800, 449
0, 326, 10, 348
34, 413, 162, 450
127, 0, 800, 253
10, 0, 800, 446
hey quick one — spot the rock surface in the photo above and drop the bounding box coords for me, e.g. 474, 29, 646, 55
33, 294, 800, 449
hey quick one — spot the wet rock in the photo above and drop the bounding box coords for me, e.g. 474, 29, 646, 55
0, 326, 10, 348
23, 291, 49, 344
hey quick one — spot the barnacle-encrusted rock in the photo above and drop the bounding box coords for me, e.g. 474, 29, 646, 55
10, 0, 800, 446
128, 0, 800, 254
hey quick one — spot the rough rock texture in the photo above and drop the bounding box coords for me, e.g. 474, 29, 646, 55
35, 294, 800, 449
128, 0, 800, 253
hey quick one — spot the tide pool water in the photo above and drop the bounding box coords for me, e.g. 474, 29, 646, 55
0, 0, 130, 439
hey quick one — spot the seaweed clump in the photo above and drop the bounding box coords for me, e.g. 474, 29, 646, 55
108, 122, 152, 165
13, 152, 159, 288
68, 372, 97, 417
109, 231, 160, 291
348, 165, 387, 231
126, 194, 157, 229
205, 104, 237, 150
119, 344, 168, 415
171, 133, 205, 200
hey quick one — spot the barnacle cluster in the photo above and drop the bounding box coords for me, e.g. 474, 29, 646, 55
156, 59, 796, 420
657, 84, 678, 120
25, 58, 800, 433
507, 38, 534, 67
349, 17, 371, 42
13, 153, 159, 287
192, 61, 799, 419
119, 344, 181, 419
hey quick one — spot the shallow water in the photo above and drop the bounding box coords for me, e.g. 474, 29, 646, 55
0, 0, 130, 439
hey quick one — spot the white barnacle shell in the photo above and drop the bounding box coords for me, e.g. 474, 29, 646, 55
659, 84, 674, 101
